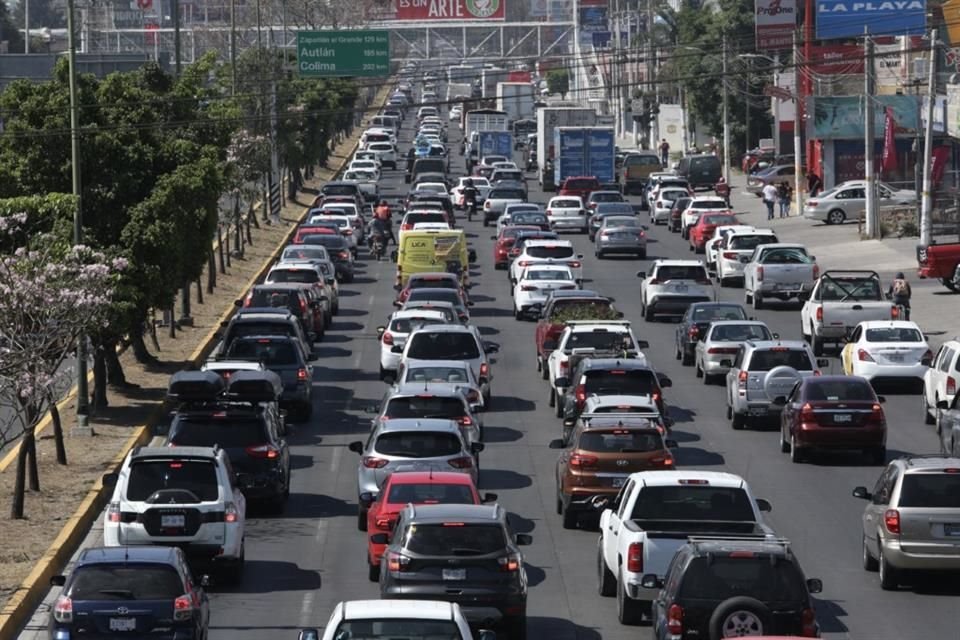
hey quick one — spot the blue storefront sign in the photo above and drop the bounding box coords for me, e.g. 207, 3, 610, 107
815, 0, 927, 40
578, 6, 608, 31
807, 95, 919, 139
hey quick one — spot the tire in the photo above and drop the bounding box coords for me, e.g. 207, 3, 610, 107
923, 389, 936, 425
597, 541, 616, 597
879, 546, 899, 590
221, 541, 245, 585
862, 535, 879, 571
555, 488, 563, 514
708, 597, 772, 640
790, 434, 804, 463
299, 402, 313, 422
811, 334, 824, 357
779, 426, 790, 453
694, 361, 703, 378
752, 292, 763, 310
357, 506, 368, 532
616, 571, 644, 625
540, 357, 549, 380
870, 446, 887, 465
555, 394, 564, 418
503, 614, 527, 640
681, 346, 694, 366
368, 561, 380, 582
638, 250, 647, 259
827, 209, 846, 225
561, 504, 578, 530
596, 250, 604, 259
644, 303, 655, 322
731, 408, 746, 430
514, 307, 523, 320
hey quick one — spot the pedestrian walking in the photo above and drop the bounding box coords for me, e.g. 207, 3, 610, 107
659, 138, 670, 167
777, 181, 792, 218
807, 172, 822, 197
762, 182, 778, 220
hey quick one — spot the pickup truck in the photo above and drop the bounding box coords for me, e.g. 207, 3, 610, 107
917, 241, 960, 292
546, 321, 648, 414
596, 469, 774, 625
534, 292, 622, 377
799, 270, 897, 356
743, 243, 820, 310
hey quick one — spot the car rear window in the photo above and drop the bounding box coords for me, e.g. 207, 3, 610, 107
384, 396, 466, 419
657, 266, 708, 281
759, 248, 811, 264
387, 483, 475, 504
406, 332, 480, 360
68, 564, 185, 600
865, 327, 923, 342
410, 276, 456, 288
527, 246, 574, 259
804, 380, 876, 402
596, 204, 635, 214
407, 289, 462, 306
591, 192, 623, 202
334, 620, 464, 640
658, 190, 687, 202
513, 213, 548, 226
527, 269, 573, 281
818, 277, 881, 301
679, 557, 806, 601
583, 369, 656, 395
747, 349, 813, 371
898, 473, 960, 507
703, 214, 739, 226
401, 523, 506, 555
708, 324, 772, 342
692, 305, 746, 321
249, 290, 298, 310
691, 200, 728, 209
322, 184, 358, 196
170, 416, 270, 451
302, 235, 348, 250
729, 235, 778, 250
631, 486, 755, 521
126, 459, 220, 502
604, 217, 640, 228
553, 199, 581, 208
566, 179, 597, 189
578, 430, 662, 452
491, 189, 526, 200
227, 339, 299, 366
407, 213, 447, 224
494, 171, 523, 182
566, 330, 630, 351
228, 321, 294, 341
282, 247, 329, 262
389, 317, 445, 334
405, 366, 470, 383
268, 269, 318, 284
374, 432, 463, 458
625, 154, 661, 166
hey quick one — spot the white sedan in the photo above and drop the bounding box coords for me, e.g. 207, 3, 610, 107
509, 240, 583, 286
705, 224, 755, 271
348, 160, 381, 182
512, 265, 578, 319
841, 320, 932, 383
546, 196, 587, 233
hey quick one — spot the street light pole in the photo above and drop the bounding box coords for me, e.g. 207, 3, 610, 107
920, 28, 938, 246
721, 34, 731, 183
793, 31, 804, 215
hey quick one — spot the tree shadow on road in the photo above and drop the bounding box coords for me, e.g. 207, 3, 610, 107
525, 617, 603, 640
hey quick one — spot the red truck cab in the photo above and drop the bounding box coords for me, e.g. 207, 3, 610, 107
918, 242, 960, 291
559, 176, 602, 200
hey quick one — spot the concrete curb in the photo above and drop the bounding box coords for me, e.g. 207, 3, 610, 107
0, 84, 390, 640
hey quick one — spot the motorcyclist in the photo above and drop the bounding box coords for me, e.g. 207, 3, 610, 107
369, 216, 389, 260
462, 179, 479, 222
373, 200, 396, 246
888, 271, 912, 320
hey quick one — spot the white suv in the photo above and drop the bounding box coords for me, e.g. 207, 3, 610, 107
303, 600, 479, 640
102, 446, 246, 582
509, 239, 583, 286
637, 260, 713, 322
377, 309, 449, 380
923, 339, 960, 425
715, 228, 779, 286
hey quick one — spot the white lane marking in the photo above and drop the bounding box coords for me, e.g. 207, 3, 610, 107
330, 445, 342, 475
300, 590, 315, 626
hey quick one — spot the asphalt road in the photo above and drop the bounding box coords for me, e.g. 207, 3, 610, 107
19, 100, 960, 640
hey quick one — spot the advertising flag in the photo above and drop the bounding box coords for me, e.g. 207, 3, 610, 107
882, 106, 898, 174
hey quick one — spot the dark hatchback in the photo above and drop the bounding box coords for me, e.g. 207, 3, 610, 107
243, 284, 324, 343
49, 546, 209, 640
223, 335, 315, 421
674, 302, 749, 366
295, 234, 354, 282
588, 203, 637, 240
557, 358, 672, 430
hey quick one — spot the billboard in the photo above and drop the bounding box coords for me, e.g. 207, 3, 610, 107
815, 0, 926, 40
809, 44, 864, 74
578, 6, 608, 31
754, 0, 796, 51
394, 0, 505, 20
807, 95, 918, 139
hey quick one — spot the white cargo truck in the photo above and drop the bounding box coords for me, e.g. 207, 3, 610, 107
496, 82, 535, 123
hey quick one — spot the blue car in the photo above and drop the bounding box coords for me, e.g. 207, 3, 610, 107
49, 546, 210, 640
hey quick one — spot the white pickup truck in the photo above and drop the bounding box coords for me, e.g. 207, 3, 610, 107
596, 469, 774, 625
742, 243, 819, 310
799, 270, 897, 356
545, 321, 648, 416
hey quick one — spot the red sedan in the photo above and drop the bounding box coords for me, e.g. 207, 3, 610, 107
292, 225, 337, 244
362, 471, 495, 581
492, 225, 541, 270
776, 375, 887, 464
688, 212, 739, 253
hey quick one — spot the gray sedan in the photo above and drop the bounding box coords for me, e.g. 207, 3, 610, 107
803, 180, 916, 225
694, 320, 774, 384
594, 216, 648, 259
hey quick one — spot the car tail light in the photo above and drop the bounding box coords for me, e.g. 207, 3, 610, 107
807, 200, 818, 207
448, 456, 474, 469
667, 604, 684, 635
559, 360, 569, 371
756, 266, 764, 281
387, 551, 411, 572
484, 201, 491, 209
107, 501, 121, 523
480, 362, 490, 378
338, 251, 350, 260
53, 596, 73, 623
812, 264, 820, 279
458, 416, 473, 426
738, 370, 748, 390
871, 403, 885, 424
243, 294, 253, 307
362, 456, 389, 469
891, 305, 901, 319
647, 278, 659, 285
375, 516, 393, 530
626, 542, 643, 573
173, 594, 194, 621
299, 298, 308, 315
651, 454, 674, 467
638, 231, 645, 238
568, 261, 581, 268
569, 453, 598, 468
653, 391, 662, 408
948, 376, 957, 396
884, 509, 901, 535
518, 260, 531, 267
858, 349, 874, 362
546, 209, 553, 216
246, 444, 280, 459
382, 331, 394, 346
687, 326, 700, 339
799, 402, 816, 422
816, 306, 823, 322
696, 277, 711, 285
298, 368, 310, 381
722, 251, 737, 259
922, 350, 934, 366
224, 501, 239, 523
342, 229, 353, 236
498, 553, 522, 571
801, 607, 817, 637
707, 347, 738, 354
401, 224, 412, 231
521, 285, 537, 291
574, 384, 586, 405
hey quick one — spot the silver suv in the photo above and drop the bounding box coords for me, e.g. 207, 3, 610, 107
724, 340, 828, 429
853, 456, 960, 589
348, 419, 484, 530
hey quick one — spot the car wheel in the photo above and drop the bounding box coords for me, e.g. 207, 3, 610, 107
514, 307, 523, 320
503, 613, 527, 640
790, 434, 804, 463
827, 209, 846, 225
870, 446, 886, 465
548, 386, 556, 407
923, 388, 936, 425
597, 541, 616, 597
616, 570, 644, 625
555, 394, 564, 418
638, 250, 647, 259
694, 360, 703, 378
702, 370, 714, 386
708, 597, 771, 640
779, 425, 790, 453
879, 546, 900, 590
674, 341, 681, 360
561, 503, 578, 530
752, 292, 763, 310
644, 304, 655, 322
596, 250, 604, 259
357, 506, 368, 532
555, 487, 563, 514
811, 334, 824, 357
731, 410, 746, 430
862, 534, 879, 571
221, 540, 244, 585
681, 346, 694, 366
368, 561, 380, 582
540, 357, 549, 380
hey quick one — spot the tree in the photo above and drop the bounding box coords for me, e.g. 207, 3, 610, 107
0, 0, 24, 52
11, 0, 66, 29
546, 69, 570, 99
0, 212, 123, 519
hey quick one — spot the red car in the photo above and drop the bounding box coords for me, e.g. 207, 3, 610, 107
395, 272, 465, 305
362, 471, 495, 581
492, 225, 542, 270
918, 241, 960, 291
776, 375, 886, 464
293, 225, 337, 244
558, 176, 602, 200
688, 212, 739, 253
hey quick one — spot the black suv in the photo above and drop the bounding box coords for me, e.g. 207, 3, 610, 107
373, 503, 531, 638
224, 335, 314, 421
556, 358, 672, 429
218, 308, 313, 360
674, 302, 748, 366
165, 370, 291, 510
646, 538, 823, 640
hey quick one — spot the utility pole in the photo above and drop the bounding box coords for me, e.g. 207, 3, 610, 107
24, 0, 29, 53
173, 0, 181, 76
920, 28, 938, 246
646, 0, 655, 147
773, 53, 780, 157
66, 0, 90, 435
793, 32, 804, 215
230, 0, 237, 94
721, 34, 730, 183
745, 62, 751, 153
864, 32, 877, 238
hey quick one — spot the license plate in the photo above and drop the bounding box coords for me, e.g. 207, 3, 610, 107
612, 477, 626, 488
749, 407, 768, 416
161, 514, 185, 528
109, 618, 136, 631
886, 355, 904, 362
777, 283, 800, 290
442, 568, 466, 580
833, 413, 853, 423
673, 284, 688, 292
944, 523, 960, 536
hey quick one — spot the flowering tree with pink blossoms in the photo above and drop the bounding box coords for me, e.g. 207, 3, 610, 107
0, 213, 123, 519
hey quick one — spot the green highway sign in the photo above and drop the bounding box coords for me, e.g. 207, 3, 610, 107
296, 30, 390, 78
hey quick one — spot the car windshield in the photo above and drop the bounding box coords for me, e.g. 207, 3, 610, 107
692, 200, 728, 210
631, 486, 756, 521
604, 217, 640, 228
526, 269, 573, 281
387, 483, 475, 504
226, 339, 299, 366
126, 459, 220, 502
513, 213, 547, 225
68, 565, 185, 600
552, 199, 581, 208
584, 370, 655, 395
384, 396, 465, 419
898, 473, 960, 508
692, 306, 746, 322
282, 246, 328, 261
597, 204, 635, 214
679, 557, 806, 601
730, 235, 778, 250
527, 246, 574, 259
406, 290, 462, 307
389, 318, 445, 334
491, 189, 526, 200
804, 380, 876, 402
374, 432, 462, 458
760, 248, 811, 264
268, 269, 318, 284
333, 620, 464, 640
709, 324, 772, 342
703, 214, 739, 226
578, 430, 662, 452
405, 366, 470, 383
406, 332, 479, 360
400, 523, 506, 556
566, 331, 630, 351
747, 349, 813, 372
657, 266, 707, 281
865, 327, 923, 342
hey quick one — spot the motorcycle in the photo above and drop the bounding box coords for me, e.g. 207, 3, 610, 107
371, 232, 386, 261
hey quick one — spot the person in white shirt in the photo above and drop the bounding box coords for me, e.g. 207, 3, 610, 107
762, 183, 778, 220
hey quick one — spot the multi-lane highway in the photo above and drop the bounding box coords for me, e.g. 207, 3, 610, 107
20, 93, 960, 640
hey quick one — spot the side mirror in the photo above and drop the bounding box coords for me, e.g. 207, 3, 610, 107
376, 326, 386, 336
739, 255, 751, 263
640, 573, 663, 589
369, 533, 389, 544
482, 492, 498, 503
852, 486, 872, 500
665, 439, 679, 448
554, 377, 569, 388
637, 340, 650, 349
937, 399, 949, 409
348, 441, 364, 454
577, 254, 584, 259
393, 300, 403, 308
806, 578, 823, 594
771, 396, 787, 406
772, 333, 780, 340
615, 311, 625, 319
471, 442, 485, 454
468, 249, 478, 263
515, 533, 533, 546
636, 271, 646, 279
490, 235, 498, 240
390, 250, 398, 263
542, 339, 558, 351
876, 395, 886, 404
755, 498, 773, 512
657, 373, 672, 388
299, 630, 321, 640
365, 405, 379, 414
798, 292, 811, 302
308, 352, 318, 360
467, 301, 476, 307
50, 575, 66, 587
809, 255, 816, 261
548, 438, 565, 449
817, 358, 830, 368
719, 359, 733, 368
359, 492, 376, 507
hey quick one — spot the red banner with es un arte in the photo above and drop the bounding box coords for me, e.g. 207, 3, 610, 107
395, 0, 506, 20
